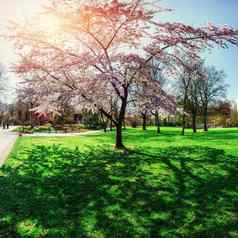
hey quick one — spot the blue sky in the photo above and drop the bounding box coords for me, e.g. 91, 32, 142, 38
0, 0, 237, 101
160, 0, 238, 101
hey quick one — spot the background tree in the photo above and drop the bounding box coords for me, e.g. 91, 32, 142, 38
185, 62, 206, 133
230, 101, 238, 127
148, 59, 172, 134
187, 77, 200, 133
199, 66, 228, 131
176, 62, 201, 135
132, 60, 175, 132
132, 80, 155, 131
213, 100, 231, 127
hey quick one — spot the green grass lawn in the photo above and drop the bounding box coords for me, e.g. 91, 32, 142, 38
1, 127, 238, 237
9, 127, 238, 160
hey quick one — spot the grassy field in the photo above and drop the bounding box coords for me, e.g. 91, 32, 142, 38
1, 127, 238, 237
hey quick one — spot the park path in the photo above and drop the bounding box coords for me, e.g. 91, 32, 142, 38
23, 130, 104, 137
0, 128, 18, 166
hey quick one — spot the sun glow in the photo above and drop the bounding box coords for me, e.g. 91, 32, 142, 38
36, 14, 61, 35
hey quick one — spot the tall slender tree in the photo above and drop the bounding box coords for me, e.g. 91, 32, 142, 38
177, 62, 200, 135
199, 66, 227, 131
188, 78, 200, 133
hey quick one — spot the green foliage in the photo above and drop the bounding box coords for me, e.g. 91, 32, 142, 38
53, 124, 87, 133
82, 111, 105, 130
14, 124, 88, 134
14, 126, 34, 134
14, 124, 55, 134
33, 124, 56, 133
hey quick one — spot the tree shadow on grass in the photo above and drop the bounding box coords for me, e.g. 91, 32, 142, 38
0, 146, 238, 238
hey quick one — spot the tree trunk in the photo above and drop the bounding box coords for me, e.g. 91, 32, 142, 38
123, 120, 126, 129
110, 97, 113, 132
114, 86, 128, 149
203, 109, 208, 132
157, 117, 161, 134
110, 119, 113, 131
115, 123, 124, 149
182, 113, 186, 135
192, 112, 197, 133
103, 119, 107, 133
155, 112, 161, 134
181, 104, 187, 136
142, 113, 147, 131
100, 112, 107, 133
181, 91, 188, 136
98, 86, 128, 149
30, 103, 34, 129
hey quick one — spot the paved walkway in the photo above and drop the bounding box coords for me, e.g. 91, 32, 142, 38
23, 130, 104, 137
0, 129, 18, 166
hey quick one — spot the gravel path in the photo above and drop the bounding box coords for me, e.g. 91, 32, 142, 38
0, 129, 18, 166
